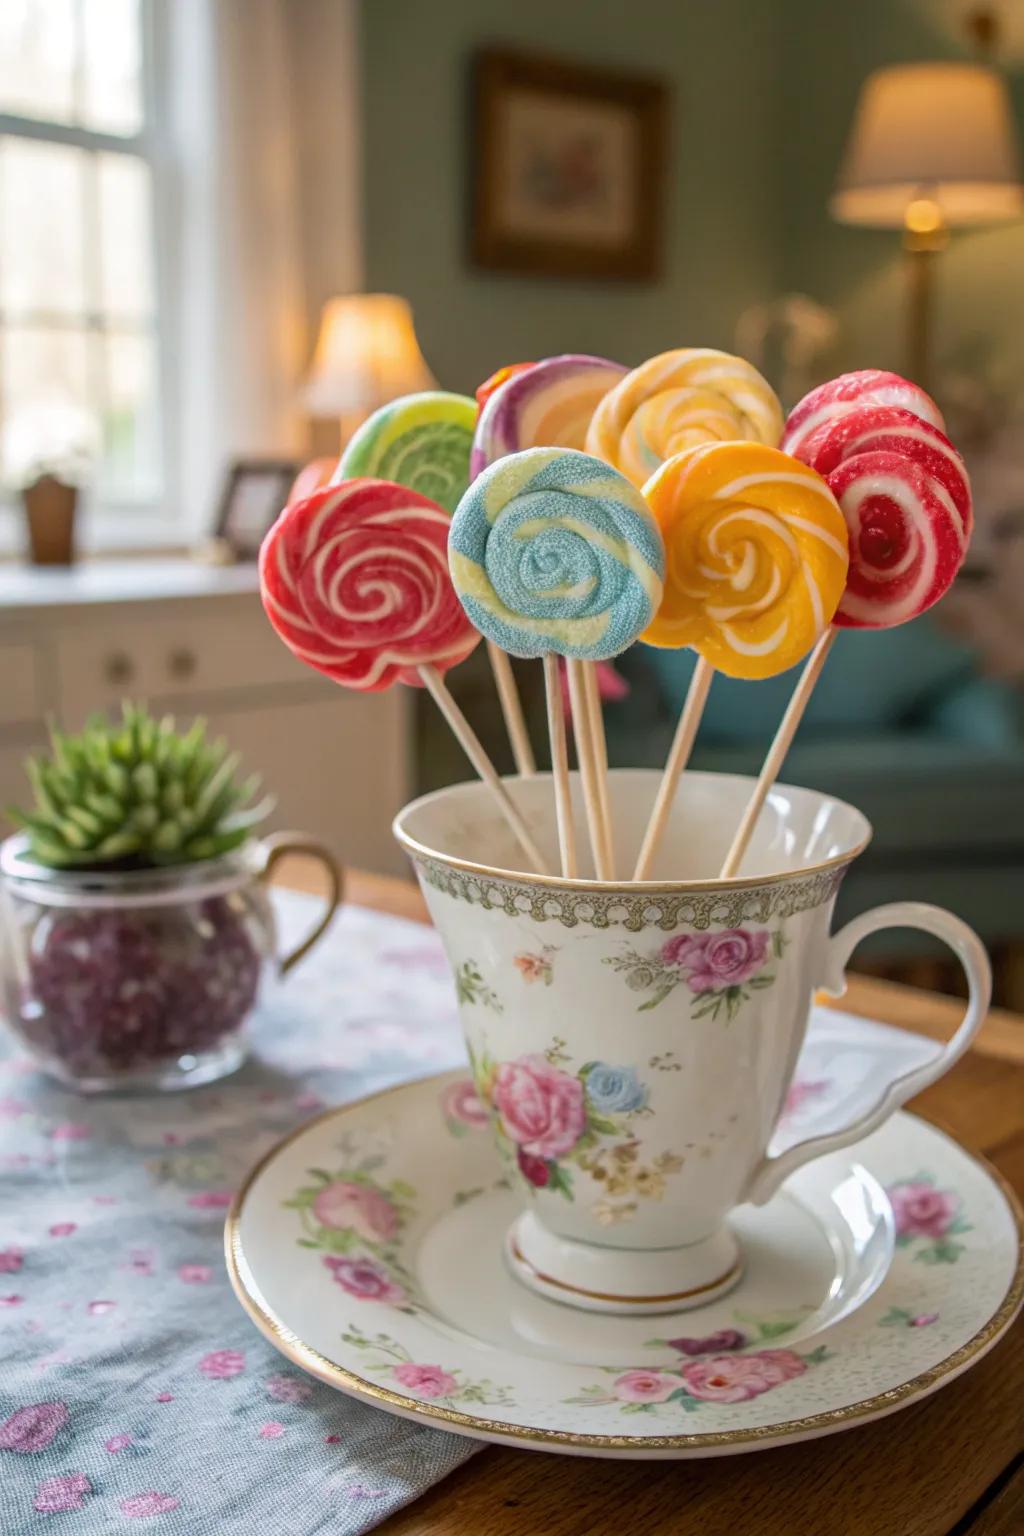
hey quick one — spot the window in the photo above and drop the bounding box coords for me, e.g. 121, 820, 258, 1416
0, 0, 162, 521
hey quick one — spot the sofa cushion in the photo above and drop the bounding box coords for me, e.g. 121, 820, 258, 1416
640, 615, 977, 741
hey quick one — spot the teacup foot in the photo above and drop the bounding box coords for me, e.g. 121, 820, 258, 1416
506, 1212, 743, 1316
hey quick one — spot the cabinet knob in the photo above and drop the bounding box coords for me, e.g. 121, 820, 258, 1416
104, 651, 134, 685
168, 648, 196, 680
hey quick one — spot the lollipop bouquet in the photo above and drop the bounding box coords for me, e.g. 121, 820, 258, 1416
258, 350, 972, 886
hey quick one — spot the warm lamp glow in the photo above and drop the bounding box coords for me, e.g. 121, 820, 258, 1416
303, 294, 436, 417
831, 62, 1024, 228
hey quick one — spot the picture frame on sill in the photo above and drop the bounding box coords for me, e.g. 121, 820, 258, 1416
213, 460, 299, 562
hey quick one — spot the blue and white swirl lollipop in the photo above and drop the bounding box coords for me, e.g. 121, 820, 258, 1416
448, 447, 665, 662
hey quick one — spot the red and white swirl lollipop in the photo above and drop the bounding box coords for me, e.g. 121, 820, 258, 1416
260, 478, 478, 691
260, 478, 547, 871
722, 372, 972, 878
794, 404, 972, 629
782, 369, 944, 461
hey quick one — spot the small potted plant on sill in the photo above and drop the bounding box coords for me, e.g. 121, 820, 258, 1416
0, 704, 340, 1093
2, 401, 100, 565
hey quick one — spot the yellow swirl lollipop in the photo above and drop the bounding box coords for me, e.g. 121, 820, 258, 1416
587, 348, 784, 489
642, 442, 848, 679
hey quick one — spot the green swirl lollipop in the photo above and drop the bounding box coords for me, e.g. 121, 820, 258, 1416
336, 391, 476, 515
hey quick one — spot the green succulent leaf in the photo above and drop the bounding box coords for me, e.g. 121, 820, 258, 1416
6, 703, 272, 871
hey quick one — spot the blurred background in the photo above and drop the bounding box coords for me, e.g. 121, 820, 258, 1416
0, 0, 1022, 1002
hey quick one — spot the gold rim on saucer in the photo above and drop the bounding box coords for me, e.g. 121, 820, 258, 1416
224, 1076, 1024, 1455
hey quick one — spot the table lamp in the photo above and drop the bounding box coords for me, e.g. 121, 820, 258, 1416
303, 293, 437, 447
831, 24, 1024, 388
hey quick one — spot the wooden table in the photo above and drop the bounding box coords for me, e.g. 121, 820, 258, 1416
284, 862, 1024, 1536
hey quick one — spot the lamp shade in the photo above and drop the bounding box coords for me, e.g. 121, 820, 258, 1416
832, 62, 1024, 227
303, 294, 436, 416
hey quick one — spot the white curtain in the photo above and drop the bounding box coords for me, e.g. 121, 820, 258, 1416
157, 0, 362, 540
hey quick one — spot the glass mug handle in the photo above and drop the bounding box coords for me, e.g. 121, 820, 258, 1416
258, 832, 344, 976
744, 901, 991, 1207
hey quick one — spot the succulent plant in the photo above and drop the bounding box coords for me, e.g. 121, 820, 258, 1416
8, 704, 271, 869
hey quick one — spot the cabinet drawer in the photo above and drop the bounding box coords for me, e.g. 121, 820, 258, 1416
0, 643, 42, 726
56, 603, 309, 718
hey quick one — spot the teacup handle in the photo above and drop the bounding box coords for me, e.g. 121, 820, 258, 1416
744, 901, 991, 1206
258, 832, 344, 976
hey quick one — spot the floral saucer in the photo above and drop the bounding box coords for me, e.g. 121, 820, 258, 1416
226, 1041, 1022, 1457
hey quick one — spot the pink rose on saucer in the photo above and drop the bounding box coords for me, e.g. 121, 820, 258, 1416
313, 1181, 397, 1243
613, 1369, 680, 1404
888, 1182, 959, 1240
666, 1328, 746, 1356
681, 1348, 806, 1403
686, 930, 770, 993
0, 1401, 69, 1452
323, 1256, 405, 1306
441, 1079, 490, 1130
392, 1363, 457, 1399
492, 1055, 584, 1160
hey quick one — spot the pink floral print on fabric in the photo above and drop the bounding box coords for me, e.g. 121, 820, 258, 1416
0, 1400, 69, 1452
198, 1349, 245, 1379
119, 1492, 181, 1517
34, 1473, 91, 1513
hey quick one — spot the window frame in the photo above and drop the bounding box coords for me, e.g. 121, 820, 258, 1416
0, 0, 179, 552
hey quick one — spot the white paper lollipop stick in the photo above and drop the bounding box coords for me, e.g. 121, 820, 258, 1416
584, 659, 616, 880
566, 658, 611, 879
719, 628, 838, 879
418, 664, 549, 875
543, 653, 577, 879
486, 641, 536, 777
632, 657, 713, 881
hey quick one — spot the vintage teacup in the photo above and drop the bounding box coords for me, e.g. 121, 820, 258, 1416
394, 769, 990, 1316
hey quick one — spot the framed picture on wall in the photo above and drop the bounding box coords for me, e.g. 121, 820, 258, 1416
213, 460, 299, 561
471, 48, 668, 282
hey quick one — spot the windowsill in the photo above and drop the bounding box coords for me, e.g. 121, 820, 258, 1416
0, 556, 260, 613
0, 501, 199, 560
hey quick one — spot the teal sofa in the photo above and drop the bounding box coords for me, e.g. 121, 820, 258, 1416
606, 617, 1024, 957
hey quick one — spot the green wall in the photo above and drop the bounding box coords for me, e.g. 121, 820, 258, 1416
361, 0, 783, 393
780, 0, 1024, 382
362, 0, 1024, 395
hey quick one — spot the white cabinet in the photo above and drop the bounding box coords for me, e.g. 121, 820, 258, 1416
0, 560, 412, 875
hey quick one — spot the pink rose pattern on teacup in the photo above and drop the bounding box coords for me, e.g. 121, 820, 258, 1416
284, 1148, 416, 1308
887, 1176, 971, 1263
341, 1327, 515, 1408
604, 926, 781, 1020
491, 1055, 585, 1161
468, 1039, 677, 1213
570, 1346, 822, 1414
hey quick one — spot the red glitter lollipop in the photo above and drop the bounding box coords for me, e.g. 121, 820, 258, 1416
259, 479, 479, 691
782, 369, 944, 460
259, 478, 547, 871
793, 404, 972, 629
